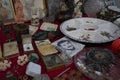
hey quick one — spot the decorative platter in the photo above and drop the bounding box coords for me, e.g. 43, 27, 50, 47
74, 48, 120, 80
60, 18, 120, 43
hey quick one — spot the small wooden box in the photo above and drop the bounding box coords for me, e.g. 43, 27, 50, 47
3, 41, 19, 58
41, 54, 64, 72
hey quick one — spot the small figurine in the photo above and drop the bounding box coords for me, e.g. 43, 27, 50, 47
72, 0, 82, 18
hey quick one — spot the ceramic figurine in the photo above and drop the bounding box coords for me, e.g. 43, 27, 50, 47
72, 0, 82, 18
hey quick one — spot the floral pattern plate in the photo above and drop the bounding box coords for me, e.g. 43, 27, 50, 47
60, 18, 120, 43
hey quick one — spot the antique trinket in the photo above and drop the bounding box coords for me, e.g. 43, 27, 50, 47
22, 34, 34, 53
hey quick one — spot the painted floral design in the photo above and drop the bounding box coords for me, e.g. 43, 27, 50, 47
100, 31, 113, 39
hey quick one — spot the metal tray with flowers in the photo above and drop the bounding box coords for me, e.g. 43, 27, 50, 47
60, 18, 120, 43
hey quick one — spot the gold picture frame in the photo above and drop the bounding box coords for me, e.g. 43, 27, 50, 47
3, 41, 19, 58
18, 0, 47, 21
0, 0, 15, 25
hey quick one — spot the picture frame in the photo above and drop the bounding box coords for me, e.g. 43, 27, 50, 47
0, 0, 15, 25
3, 41, 19, 58
17, 0, 47, 21
43, 0, 61, 22
41, 54, 64, 72
12, 0, 25, 23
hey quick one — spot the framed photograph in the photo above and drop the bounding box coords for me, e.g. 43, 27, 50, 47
0, 0, 15, 24
18, 0, 47, 21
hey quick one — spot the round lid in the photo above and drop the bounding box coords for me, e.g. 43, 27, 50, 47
14, 24, 29, 31
86, 48, 115, 64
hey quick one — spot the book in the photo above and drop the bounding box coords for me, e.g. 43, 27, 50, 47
52, 37, 85, 58
35, 39, 58, 56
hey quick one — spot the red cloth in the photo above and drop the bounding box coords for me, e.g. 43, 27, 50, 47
0, 21, 113, 80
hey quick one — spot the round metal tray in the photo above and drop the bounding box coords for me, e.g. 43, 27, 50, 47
60, 18, 120, 43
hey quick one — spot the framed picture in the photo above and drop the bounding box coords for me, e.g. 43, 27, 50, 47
18, 0, 47, 21
12, 0, 25, 23
0, 0, 15, 24
43, 0, 61, 22
42, 54, 64, 72
3, 41, 19, 58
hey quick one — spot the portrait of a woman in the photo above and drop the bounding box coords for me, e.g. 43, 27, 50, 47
0, 0, 15, 23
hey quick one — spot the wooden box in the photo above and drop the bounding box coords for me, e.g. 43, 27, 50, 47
41, 54, 64, 72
